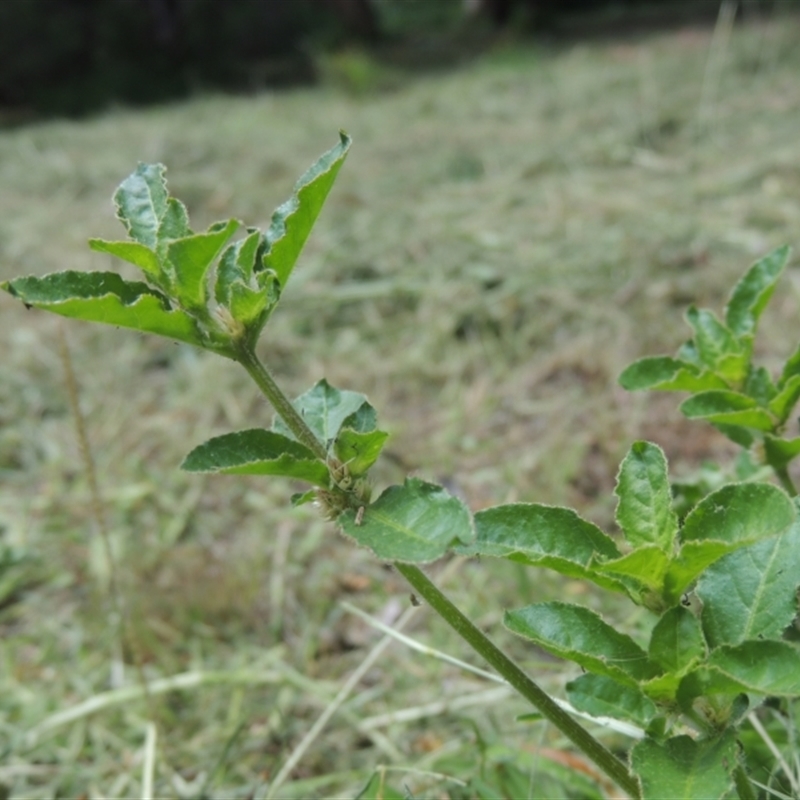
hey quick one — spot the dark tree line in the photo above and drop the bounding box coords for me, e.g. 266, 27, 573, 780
0, 0, 752, 120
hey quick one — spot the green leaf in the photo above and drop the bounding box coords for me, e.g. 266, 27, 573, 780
215, 230, 261, 306
706, 640, 800, 696
566, 673, 657, 727
2, 271, 202, 347
681, 483, 794, 545
166, 220, 240, 311
763, 434, 800, 471
114, 162, 169, 249
158, 196, 191, 240
593, 546, 669, 593
679, 390, 775, 431
291, 490, 317, 507
685, 306, 748, 383
339, 478, 473, 563
333, 428, 389, 477
181, 429, 330, 486
744, 365, 776, 406
273, 379, 372, 446
88, 238, 161, 279
615, 441, 678, 550
504, 602, 658, 685
697, 520, 800, 647
630, 732, 736, 800
663, 482, 795, 601
214, 231, 280, 335
263, 131, 351, 289
725, 245, 790, 339
457, 504, 629, 595
710, 421, 755, 448
341, 402, 378, 433
778, 342, 800, 389
648, 606, 706, 674
618, 357, 727, 392
664, 540, 749, 604
769, 374, 800, 424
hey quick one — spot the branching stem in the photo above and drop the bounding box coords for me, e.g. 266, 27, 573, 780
235, 344, 328, 461
242, 346, 641, 798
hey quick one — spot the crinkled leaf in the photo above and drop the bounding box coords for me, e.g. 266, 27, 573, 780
339, 478, 473, 563
685, 306, 748, 383
631, 732, 736, 800
2, 271, 201, 346
158, 196, 191, 240
504, 602, 658, 685
594, 546, 670, 593
457, 504, 629, 595
618, 357, 727, 392
615, 441, 678, 550
648, 606, 706, 674
181, 429, 329, 486
88, 239, 161, 279
263, 131, 351, 289
333, 429, 389, 477
764, 434, 800, 471
769, 374, 800, 424
273, 379, 371, 446
215, 230, 261, 306
680, 390, 775, 431
114, 162, 169, 248
705, 640, 800, 696
566, 673, 657, 727
725, 245, 790, 339
166, 219, 239, 311
697, 519, 800, 648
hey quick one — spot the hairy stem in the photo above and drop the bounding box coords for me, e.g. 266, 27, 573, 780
394, 562, 642, 799
235, 345, 328, 461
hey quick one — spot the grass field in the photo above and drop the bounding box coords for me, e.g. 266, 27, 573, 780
2, 7, 800, 798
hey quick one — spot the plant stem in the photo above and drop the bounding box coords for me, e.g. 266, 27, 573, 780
733, 763, 757, 800
241, 348, 640, 798
394, 562, 642, 799
235, 345, 328, 461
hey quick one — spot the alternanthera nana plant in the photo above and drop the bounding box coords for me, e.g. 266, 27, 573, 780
5, 135, 800, 799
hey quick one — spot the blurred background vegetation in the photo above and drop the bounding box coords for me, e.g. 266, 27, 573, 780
3, 0, 734, 121
2, 1, 800, 798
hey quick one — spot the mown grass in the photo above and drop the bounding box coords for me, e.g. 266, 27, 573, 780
2, 8, 800, 798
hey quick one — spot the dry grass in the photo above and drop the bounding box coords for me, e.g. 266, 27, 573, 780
2, 7, 800, 798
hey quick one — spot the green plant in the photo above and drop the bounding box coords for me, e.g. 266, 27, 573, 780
4, 135, 799, 799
